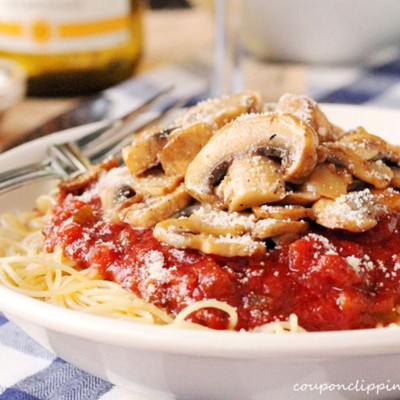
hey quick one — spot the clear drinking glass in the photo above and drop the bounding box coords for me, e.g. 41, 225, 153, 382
212, 0, 242, 97
211, 0, 307, 101
192, 0, 302, 99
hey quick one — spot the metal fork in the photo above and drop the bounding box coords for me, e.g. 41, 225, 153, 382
0, 87, 185, 193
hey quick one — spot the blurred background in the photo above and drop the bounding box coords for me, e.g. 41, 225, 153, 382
1, 0, 400, 150
150, 0, 189, 8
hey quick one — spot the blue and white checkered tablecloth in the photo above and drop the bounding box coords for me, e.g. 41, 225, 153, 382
2, 49, 400, 399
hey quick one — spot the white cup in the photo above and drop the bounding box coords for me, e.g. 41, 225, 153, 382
240, 0, 400, 64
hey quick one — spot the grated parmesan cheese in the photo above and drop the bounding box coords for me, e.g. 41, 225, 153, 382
346, 256, 362, 273
193, 206, 256, 230
143, 250, 170, 284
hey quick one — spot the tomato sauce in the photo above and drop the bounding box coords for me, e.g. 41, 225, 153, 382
43, 190, 400, 332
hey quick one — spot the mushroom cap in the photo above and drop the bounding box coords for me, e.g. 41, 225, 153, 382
174, 91, 262, 128
184, 113, 319, 204
325, 142, 393, 189
276, 93, 339, 141
299, 162, 352, 199
153, 206, 310, 257
160, 122, 214, 177
312, 189, 379, 232
216, 154, 286, 212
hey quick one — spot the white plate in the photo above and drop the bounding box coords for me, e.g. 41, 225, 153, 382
1, 104, 400, 400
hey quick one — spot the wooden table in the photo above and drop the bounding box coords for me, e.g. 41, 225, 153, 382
0, 8, 305, 151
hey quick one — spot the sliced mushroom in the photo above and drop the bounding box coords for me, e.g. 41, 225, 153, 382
299, 163, 352, 199
324, 142, 393, 189
185, 113, 319, 204
253, 204, 314, 220
312, 189, 379, 232
170, 206, 254, 236
122, 126, 176, 176
272, 233, 305, 246
276, 93, 339, 141
97, 167, 143, 221
60, 157, 118, 194
131, 168, 182, 196
153, 205, 311, 256
339, 127, 387, 160
371, 188, 400, 212
281, 190, 321, 206
312, 188, 399, 233
72, 204, 96, 225
123, 184, 191, 228
316, 145, 329, 163
391, 167, 400, 188
339, 127, 400, 164
386, 143, 400, 165
253, 219, 309, 240
347, 179, 367, 192
216, 154, 285, 212
153, 218, 266, 257
154, 218, 266, 257
160, 122, 214, 177
338, 127, 400, 187
174, 91, 262, 128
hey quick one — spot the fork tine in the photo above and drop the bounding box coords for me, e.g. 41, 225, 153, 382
48, 143, 92, 173
46, 86, 176, 176
0, 86, 182, 194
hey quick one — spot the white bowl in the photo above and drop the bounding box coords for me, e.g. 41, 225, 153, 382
241, 0, 400, 64
1, 104, 400, 399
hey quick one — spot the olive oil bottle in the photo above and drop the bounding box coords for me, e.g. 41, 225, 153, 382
0, 0, 143, 96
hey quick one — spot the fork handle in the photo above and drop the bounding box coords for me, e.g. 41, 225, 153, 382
0, 161, 50, 180
0, 162, 62, 194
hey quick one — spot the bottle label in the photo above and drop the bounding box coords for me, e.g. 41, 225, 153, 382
0, 0, 132, 53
